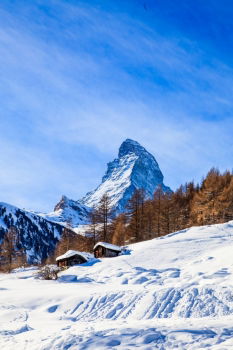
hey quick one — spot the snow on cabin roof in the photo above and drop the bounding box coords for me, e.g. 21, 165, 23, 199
56, 250, 93, 262
93, 242, 122, 252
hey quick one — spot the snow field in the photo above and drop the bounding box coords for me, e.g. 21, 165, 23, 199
1, 221, 233, 348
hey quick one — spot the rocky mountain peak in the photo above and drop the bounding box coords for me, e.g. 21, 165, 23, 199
118, 139, 146, 158
54, 195, 69, 211
49, 139, 171, 227
46, 195, 90, 227
81, 139, 171, 213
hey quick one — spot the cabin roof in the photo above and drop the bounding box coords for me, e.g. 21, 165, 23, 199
56, 250, 93, 262
93, 242, 122, 252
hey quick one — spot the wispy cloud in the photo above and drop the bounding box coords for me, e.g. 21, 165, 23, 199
0, 0, 233, 210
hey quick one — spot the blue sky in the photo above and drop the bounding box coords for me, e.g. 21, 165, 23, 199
0, 0, 233, 211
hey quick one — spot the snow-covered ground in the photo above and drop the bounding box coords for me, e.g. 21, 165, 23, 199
1, 221, 233, 349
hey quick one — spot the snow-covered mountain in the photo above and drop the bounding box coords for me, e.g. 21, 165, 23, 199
2, 220, 233, 349
0, 202, 63, 263
82, 139, 171, 212
48, 139, 171, 228
42, 195, 90, 227
0, 139, 171, 255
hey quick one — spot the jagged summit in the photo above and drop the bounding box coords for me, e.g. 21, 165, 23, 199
118, 139, 146, 158
53, 195, 66, 211
81, 139, 171, 213
54, 195, 73, 211
44, 195, 90, 227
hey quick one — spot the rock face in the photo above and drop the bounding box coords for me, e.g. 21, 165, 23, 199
81, 139, 171, 213
0, 202, 63, 263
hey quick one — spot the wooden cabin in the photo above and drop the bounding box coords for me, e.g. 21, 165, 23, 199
93, 242, 122, 258
56, 250, 93, 267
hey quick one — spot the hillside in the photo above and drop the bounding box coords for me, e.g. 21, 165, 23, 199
0, 202, 63, 263
1, 221, 233, 349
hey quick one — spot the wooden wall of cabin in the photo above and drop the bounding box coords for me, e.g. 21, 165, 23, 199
57, 255, 86, 267
94, 246, 119, 258
105, 249, 119, 257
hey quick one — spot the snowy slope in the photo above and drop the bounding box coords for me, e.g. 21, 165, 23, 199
41, 195, 90, 227
82, 139, 171, 212
0, 202, 63, 263
82, 152, 139, 210
1, 221, 233, 349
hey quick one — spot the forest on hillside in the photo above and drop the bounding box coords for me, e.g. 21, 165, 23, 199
55, 167, 233, 256
1, 167, 233, 270
90, 167, 233, 246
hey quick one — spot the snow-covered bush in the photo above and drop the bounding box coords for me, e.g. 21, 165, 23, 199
37, 265, 61, 280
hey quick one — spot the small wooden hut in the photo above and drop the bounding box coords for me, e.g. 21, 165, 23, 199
56, 250, 93, 267
93, 242, 122, 258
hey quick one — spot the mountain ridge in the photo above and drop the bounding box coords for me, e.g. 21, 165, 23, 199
42, 195, 90, 227
0, 201, 63, 263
